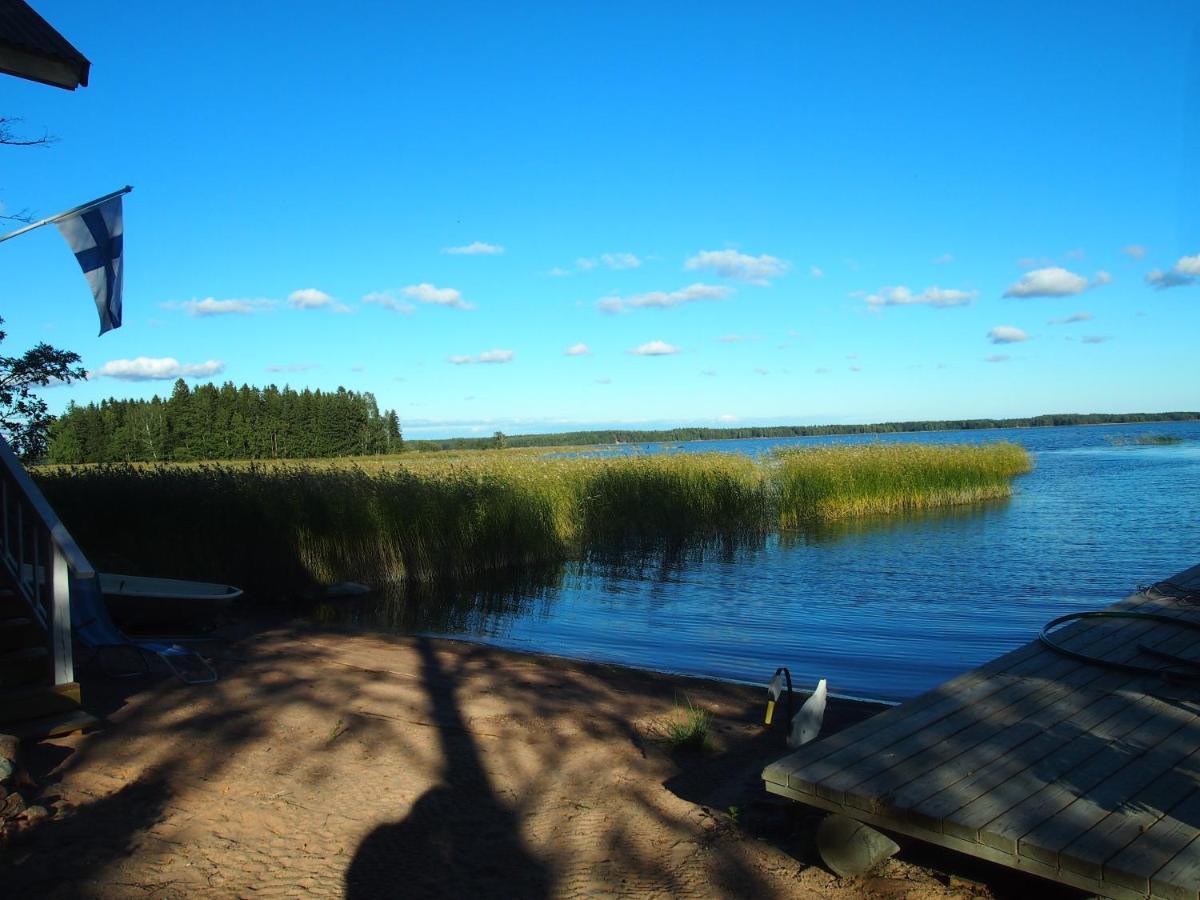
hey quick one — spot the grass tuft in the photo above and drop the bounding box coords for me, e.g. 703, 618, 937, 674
662, 696, 711, 754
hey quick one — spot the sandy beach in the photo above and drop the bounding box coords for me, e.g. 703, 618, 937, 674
3, 623, 1081, 898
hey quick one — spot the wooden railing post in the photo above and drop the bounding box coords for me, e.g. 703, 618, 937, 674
49, 543, 75, 685
0, 437, 94, 689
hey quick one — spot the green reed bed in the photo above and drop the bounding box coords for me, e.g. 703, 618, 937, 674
772, 442, 1032, 526
32, 442, 1030, 600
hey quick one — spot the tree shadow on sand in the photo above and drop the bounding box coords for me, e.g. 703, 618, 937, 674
345, 637, 551, 899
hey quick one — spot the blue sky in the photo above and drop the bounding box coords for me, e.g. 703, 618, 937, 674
4, 1, 1199, 438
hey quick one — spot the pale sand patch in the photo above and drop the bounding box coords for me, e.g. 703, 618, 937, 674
7, 625, 1080, 898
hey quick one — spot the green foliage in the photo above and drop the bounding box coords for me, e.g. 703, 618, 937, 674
46, 379, 402, 463
662, 696, 711, 754
0, 316, 86, 460
33, 443, 1031, 599
772, 442, 1033, 525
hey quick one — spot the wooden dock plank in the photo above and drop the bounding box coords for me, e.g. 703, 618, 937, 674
872, 667, 1153, 823
1150, 834, 1200, 900
1103, 790, 1200, 897
778, 609, 1155, 795
763, 564, 1200, 899
937, 693, 1158, 843
984, 700, 1197, 856
1055, 752, 1200, 884
897, 614, 1200, 833
847, 613, 1200, 819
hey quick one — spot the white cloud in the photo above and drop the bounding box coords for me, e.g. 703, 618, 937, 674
849, 365, 862, 372
565, 342, 591, 356
701, 369, 717, 376
1064, 248, 1086, 261
575, 257, 597, 271
595, 377, 612, 384
363, 290, 416, 313
984, 354, 1010, 363
1147, 253, 1200, 290
717, 334, 752, 343
1092, 271, 1112, 287
267, 362, 319, 373
1082, 335, 1111, 344
448, 349, 514, 365
754, 367, 769, 375
547, 267, 572, 277
717, 414, 738, 422
600, 252, 641, 270
1003, 267, 1092, 298
932, 253, 955, 265
628, 340, 680, 356
685, 249, 790, 285
864, 285, 977, 309
814, 367, 830, 374
403, 283, 474, 309
810, 266, 824, 278
988, 325, 1030, 344
443, 241, 504, 255
1178, 255, 1200, 275
1048, 311, 1092, 325
1122, 245, 1148, 259
597, 283, 731, 313
288, 288, 337, 310
92, 357, 225, 381
163, 297, 276, 317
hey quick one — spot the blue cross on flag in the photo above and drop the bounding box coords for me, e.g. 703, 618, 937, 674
55, 195, 124, 335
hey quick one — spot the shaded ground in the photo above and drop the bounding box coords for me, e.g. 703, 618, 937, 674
2, 622, 1084, 898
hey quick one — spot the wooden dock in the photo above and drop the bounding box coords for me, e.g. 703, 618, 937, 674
764, 563, 1200, 900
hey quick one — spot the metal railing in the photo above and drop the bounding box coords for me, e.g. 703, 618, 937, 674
0, 436, 94, 686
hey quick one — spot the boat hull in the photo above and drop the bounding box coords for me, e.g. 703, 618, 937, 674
98, 574, 242, 629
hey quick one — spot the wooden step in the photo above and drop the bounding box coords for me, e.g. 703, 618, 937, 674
0, 617, 39, 652
0, 596, 31, 619
0, 645, 49, 687
2, 706, 97, 740
0, 681, 81, 725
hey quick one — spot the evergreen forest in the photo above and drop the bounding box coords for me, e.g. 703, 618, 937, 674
47, 379, 403, 463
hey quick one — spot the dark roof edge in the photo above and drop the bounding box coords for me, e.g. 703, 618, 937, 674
0, 0, 90, 90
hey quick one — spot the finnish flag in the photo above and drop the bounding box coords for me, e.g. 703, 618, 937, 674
56, 196, 124, 334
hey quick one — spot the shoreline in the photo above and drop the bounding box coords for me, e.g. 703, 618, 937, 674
5, 620, 1074, 898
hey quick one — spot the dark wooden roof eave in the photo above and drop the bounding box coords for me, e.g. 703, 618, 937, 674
0, 0, 90, 91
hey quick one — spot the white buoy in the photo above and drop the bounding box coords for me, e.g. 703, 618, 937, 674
787, 678, 827, 748
765, 669, 788, 725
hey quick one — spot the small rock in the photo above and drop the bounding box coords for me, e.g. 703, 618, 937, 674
0, 734, 17, 765
0, 758, 13, 783
1, 790, 25, 819
19, 805, 48, 826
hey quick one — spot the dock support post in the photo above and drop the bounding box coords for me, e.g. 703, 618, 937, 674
816, 814, 900, 877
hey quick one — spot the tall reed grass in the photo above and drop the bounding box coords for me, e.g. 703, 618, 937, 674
772, 442, 1032, 526
33, 442, 1029, 600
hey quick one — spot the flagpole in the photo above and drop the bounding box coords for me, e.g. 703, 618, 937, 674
0, 185, 132, 246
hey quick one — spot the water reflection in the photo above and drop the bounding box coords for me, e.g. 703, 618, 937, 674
314, 499, 1010, 644
308, 565, 566, 635
304, 421, 1200, 701
777, 497, 1012, 547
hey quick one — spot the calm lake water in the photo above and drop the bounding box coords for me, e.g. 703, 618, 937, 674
322, 421, 1200, 702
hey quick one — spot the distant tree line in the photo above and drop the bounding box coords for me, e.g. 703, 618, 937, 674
405, 411, 1200, 452
47, 379, 402, 463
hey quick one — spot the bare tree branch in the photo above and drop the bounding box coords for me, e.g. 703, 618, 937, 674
0, 116, 56, 147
